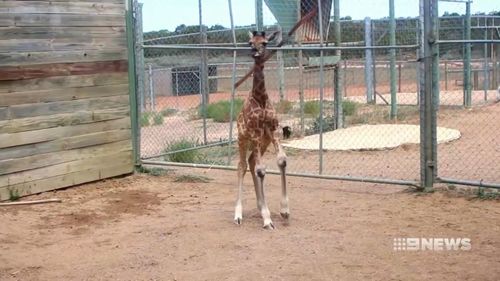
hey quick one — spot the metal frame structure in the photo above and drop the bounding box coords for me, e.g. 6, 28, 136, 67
131, 0, 500, 190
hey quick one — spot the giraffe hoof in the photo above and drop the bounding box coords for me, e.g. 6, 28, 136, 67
280, 212, 290, 220
234, 217, 242, 225
263, 221, 275, 230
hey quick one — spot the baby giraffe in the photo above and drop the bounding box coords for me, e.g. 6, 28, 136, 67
234, 31, 288, 229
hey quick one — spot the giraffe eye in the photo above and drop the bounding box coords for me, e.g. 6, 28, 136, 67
248, 42, 252, 46
262, 42, 268, 46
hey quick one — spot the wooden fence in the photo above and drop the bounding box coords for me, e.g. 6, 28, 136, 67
0, 0, 133, 201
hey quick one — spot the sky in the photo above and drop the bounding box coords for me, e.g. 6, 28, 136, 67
139, 0, 500, 32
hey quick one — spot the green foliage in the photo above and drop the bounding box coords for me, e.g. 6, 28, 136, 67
140, 112, 153, 127
8, 188, 20, 201
140, 112, 165, 127
303, 100, 321, 117
153, 112, 164, 125
342, 100, 359, 116
161, 108, 178, 117
306, 115, 336, 136
164, 139, 202, 163
275, 100, 294, 114
137, 166, 169, 176
199, 99, 244, 122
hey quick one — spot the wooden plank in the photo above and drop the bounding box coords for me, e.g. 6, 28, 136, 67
0, 117, 130, 148
8, 13, 126, 27
0, 26, 125, 40
0, 49, 127, 66
0, 159, 133, 201
0, 128, 131, 161
0, 16, 14, 27
0, 2, 125, 15
0, 37, 127, 53
7, 95, 129, 119
0, 60, 128, 81
0, 107, 7, 120
0, 106, 129, 134
0, 83, 129, 106
0, 72, 128, 93
0, 139, 132, 176
0, 150, 132, 188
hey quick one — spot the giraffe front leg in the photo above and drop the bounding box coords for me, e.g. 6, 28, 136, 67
234, 141, 247, 225
254, 143, 274, 230
271, 135, 289, 220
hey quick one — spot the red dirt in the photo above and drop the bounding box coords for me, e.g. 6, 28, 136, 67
0, 170, 499, 280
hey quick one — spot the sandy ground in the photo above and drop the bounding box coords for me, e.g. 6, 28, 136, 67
0, 169, 499, 281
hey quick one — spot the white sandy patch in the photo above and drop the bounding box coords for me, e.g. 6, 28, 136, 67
283, 124, 461, 151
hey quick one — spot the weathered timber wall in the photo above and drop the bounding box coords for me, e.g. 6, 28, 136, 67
0, 0, 133, 200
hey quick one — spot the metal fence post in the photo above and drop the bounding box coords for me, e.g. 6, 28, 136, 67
199, 0, 208, 144
333, 0, 343, 129
483, 17, 489, 101
126, 0, 140, 167
389, 0, 397, 119
227, 0, 237, 165
297, 0, 305, 134
419, 0, 438, 191
432, 1, 440, 108
255, 0, 263, 31
463, 0, 472, 107
134, 1, 145, 114
148, 64, 155, 110
318, 0, 325, 174
278, 44, 286, 101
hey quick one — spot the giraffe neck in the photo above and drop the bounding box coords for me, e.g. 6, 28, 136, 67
251, 59, 268, 106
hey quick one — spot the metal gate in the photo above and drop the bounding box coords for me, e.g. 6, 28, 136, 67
129, 0, 500, 191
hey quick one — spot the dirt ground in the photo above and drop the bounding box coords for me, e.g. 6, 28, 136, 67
1, 169, 499, 281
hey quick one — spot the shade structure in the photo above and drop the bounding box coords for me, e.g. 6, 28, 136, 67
263, 0, 332, 42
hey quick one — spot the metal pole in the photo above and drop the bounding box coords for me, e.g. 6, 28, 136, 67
483, 17, 489, 101
255, 0, 263, 31
133, 0, 144, 164
142, 160, 421, 188
333, 0, 343, 129
278, 41, 286, 100
297, 0, 305, 134
148, 64, 155, 110
126, 0, 140, 167
227, 0, 237, 165
419, 0, 437, 191
463, 1, 472, 107
364, 17, 374, 104
199, 0, 208, 144
444, 61, 448, 90
134, 2, 145, 114
432, 1, 440, 108
389, 0, 397, 119
318, 0, 325, 174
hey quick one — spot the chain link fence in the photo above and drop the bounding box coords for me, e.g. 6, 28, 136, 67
132, 0, 500, 189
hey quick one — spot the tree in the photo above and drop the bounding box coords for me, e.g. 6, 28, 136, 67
443, 11, 460, 17
340, 16, 352, 20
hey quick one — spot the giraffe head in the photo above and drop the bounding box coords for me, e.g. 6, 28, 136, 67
248, 30, 280, 59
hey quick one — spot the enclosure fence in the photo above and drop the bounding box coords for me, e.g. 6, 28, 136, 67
131, 0, 500, 190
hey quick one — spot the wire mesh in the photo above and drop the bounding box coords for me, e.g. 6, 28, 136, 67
134, 0, 500, 187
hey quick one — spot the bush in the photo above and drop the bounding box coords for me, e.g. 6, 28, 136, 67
163, 139, 203, 163
161, 108, 177, 117
199, 99, 244, 122
140, 112, 153, 127
152, 112, 164, 125
303, 100, 321, 117
342, 100, 358, 116
306, 115, 336, 135
275, 100, 294, 114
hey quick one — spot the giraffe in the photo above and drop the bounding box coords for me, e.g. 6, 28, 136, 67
233, 30, 288, 229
